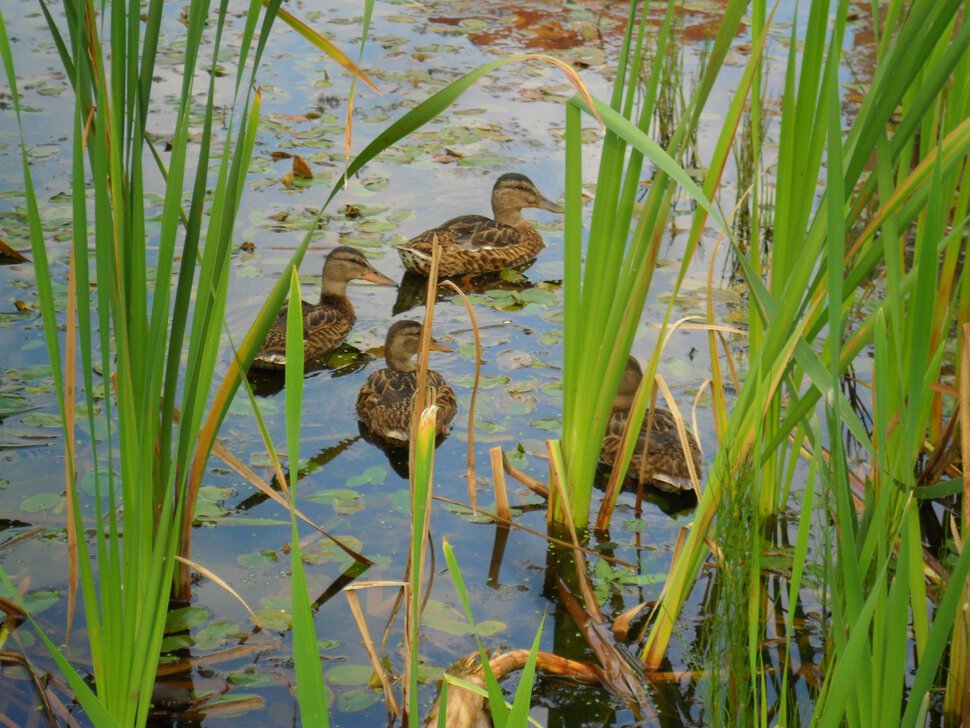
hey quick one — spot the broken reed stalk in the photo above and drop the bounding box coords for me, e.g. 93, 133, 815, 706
490, 447, 510, 521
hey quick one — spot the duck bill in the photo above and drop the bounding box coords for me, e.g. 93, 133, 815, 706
427, 337, 452, 353
536, 195, 565, 214
361, 267, 397, 286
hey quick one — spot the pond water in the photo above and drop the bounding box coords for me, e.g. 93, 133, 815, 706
0, 0, 886, 725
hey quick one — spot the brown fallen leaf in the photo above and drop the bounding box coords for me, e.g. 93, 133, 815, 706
0, 239, 29, 264
292, 155, 313, 180
270, 151, 292, 160
14, 300, 31, 312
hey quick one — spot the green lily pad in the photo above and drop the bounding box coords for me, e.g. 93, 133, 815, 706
20, 492, 61, 513
337, 688, 382, 712
529, 418, 562, 432
195, 620, 238, 651
160, 634, 193, 652
22, 590, 59, 614
166, 606, 211, 633
253, 609, 292, 631
19, 412, 61, 428
237, 549, 279, 568
228, 671, 275, 688
346, 466, 387, 487
327, 663, 374, 686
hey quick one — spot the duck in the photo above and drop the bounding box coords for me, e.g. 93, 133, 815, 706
600, 357, 702, 494
356, 320, 457, 444
394, 173, 564, 277
251, 246, 395, 370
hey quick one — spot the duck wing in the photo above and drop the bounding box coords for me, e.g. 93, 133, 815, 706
251, 298, 353, 370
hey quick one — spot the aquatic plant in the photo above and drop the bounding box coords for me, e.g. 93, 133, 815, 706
0, 0, 375, 721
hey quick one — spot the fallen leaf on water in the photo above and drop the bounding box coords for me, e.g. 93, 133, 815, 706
270, 151, 292, 160
0, 239, 29, 264
292, 155, 313, 179
14, 300, 31, 312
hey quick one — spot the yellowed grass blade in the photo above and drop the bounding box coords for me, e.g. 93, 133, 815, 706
654, 374, 702, 499
345, 590, 401, 718
267, 3, 379, 93
209, 439, 370, 565
174, 556, 263, 629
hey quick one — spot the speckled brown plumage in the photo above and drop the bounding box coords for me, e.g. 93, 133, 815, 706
251, 246, 394, 371
600, 357, 702, 493
356, 320, 457, 443
395, 173, 563, 277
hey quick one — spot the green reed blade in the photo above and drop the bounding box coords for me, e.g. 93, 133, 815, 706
442, 539, 509, 728
283, 268, 331, 727
507, 613, 544, 727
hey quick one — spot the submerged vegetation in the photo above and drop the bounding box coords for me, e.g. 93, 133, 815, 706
0, 0, 968, 726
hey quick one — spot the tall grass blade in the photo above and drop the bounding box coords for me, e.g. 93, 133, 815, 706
283, 268, 330, 727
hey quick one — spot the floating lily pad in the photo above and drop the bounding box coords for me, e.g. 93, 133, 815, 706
20, 492, 61, 513
195, 620, 239, 651
253, 609, 292, 631
228, 671, 275, 688
22, 589, 59, 613
346, 465, 387, 487
166, 606, 211, 633
337, 688, 382, 712
326, 663, 374, 686
529, 418, 561, 432
238, 549, 279, 568
160, 634, 193, 653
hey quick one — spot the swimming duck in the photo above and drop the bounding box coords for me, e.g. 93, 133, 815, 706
251, 246, 394, 370
356, 320, 457, 443
394, 173, 564, 277
600, 357, 702, 493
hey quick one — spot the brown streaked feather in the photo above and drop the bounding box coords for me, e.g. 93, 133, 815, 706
252, 296, 355, 371
396, 173, 560, 277
600, 408, 701, 493
599, 356, 701, 494
356, 369, 456, 443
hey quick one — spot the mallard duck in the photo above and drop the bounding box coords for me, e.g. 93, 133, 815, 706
251, 246, 394, 370
356, 320, 457, 443
394, 173, 563, 277
600, 357, 702, 493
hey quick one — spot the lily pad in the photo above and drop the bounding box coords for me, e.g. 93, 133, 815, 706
194, 620, 239, 651
337, 688, 382, 712
326, 663, 374, 686
20, 492, 61, 513
238, 549, 279, 568
228, 671, 275, 688
346, 465, 387, 487
253, 609, 292, 631
22, 590, 59, 614
166, 606, 211, 633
